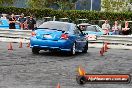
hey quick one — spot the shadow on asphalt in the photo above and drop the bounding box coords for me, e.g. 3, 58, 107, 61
36, 50, 90, 57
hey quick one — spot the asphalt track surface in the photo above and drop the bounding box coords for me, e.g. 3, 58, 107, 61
0, 42, 131, 88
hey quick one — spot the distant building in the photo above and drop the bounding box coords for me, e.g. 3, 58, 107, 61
13, 0, 27, 8
76, 0, 101, 11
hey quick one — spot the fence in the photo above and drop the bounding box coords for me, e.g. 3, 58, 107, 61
92, 35, 132, 45
0, 29, 132, 49
0, 29, 31, 43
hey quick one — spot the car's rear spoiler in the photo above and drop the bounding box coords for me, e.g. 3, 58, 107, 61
32, 27, 66, 33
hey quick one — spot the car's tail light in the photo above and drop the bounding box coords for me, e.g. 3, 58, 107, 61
31, 32, 36, 36
61, 34, 69, 39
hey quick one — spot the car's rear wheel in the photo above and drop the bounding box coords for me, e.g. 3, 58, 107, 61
69, 43, 76, 55
82, 42, 88, 53
32, 47, 40, 54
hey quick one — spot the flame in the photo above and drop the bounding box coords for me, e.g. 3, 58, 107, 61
78, 66, 86, 76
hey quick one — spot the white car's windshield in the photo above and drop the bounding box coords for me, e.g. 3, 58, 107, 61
86, 26, 96, 31
86, 25, 101, 32
38, 22, 71, 31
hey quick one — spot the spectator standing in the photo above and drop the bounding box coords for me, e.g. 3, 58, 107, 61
102, 20, 111, 35
27, 15, 36, 30
18, 13, 26, 30
9, 14, 16, 29
112, 21, 120, 35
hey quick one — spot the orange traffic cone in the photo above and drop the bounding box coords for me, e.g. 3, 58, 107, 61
104, 42, 109, 52
104, 43, 107, 52
27, 42, 30, 48
56, 83, 60, 88
106, 42, 109, 50
8, 42, 13, 50
19, 41, 23, 48
100, 47, 104, 56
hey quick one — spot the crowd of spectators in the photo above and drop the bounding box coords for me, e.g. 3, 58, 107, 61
102, 20, 131, 35
0, 13, 36, 30
0, 14, 131, 35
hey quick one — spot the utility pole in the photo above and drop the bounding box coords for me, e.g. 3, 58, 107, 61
90, 0, 93, 11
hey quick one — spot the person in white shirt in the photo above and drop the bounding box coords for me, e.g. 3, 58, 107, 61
102, 20, 111, 35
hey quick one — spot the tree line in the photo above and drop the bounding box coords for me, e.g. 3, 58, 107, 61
0, 0, 78, 10
0, 0, 132, 12
102, 0, 132, 12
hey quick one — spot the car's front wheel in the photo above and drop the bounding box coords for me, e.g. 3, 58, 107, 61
69, 43, 76, 55
32, 47, 40, 54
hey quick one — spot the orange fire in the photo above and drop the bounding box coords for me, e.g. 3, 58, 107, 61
78, 66, 86, 76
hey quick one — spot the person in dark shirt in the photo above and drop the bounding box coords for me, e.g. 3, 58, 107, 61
122, 21, 131, 35
9, 14, 16, 29
18, 13, 26, 30
27, 15, 36, 30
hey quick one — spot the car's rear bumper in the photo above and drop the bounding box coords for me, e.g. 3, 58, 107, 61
30, 37, 73, 51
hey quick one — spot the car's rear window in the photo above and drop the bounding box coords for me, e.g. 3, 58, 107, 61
38, 22, 71, 31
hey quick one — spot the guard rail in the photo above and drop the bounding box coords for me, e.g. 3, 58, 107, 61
0, 29, 132, 46
0, 29, 31, 39
96, 35, 132, 45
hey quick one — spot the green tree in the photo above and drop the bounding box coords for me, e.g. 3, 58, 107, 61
129, 0, 132, 3
102, 0, 128, 12
102, 0, 112, 11
0, 0, 16, 6
128, 0, 132, 11
111, 0, 126, 12
27, 0, 78, 10
27, 0, 47, 9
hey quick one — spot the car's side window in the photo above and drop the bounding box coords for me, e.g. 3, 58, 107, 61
93, 26, 100, 32
91, 26, 97, 32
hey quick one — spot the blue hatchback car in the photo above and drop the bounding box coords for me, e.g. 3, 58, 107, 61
30, 21, 88, 55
